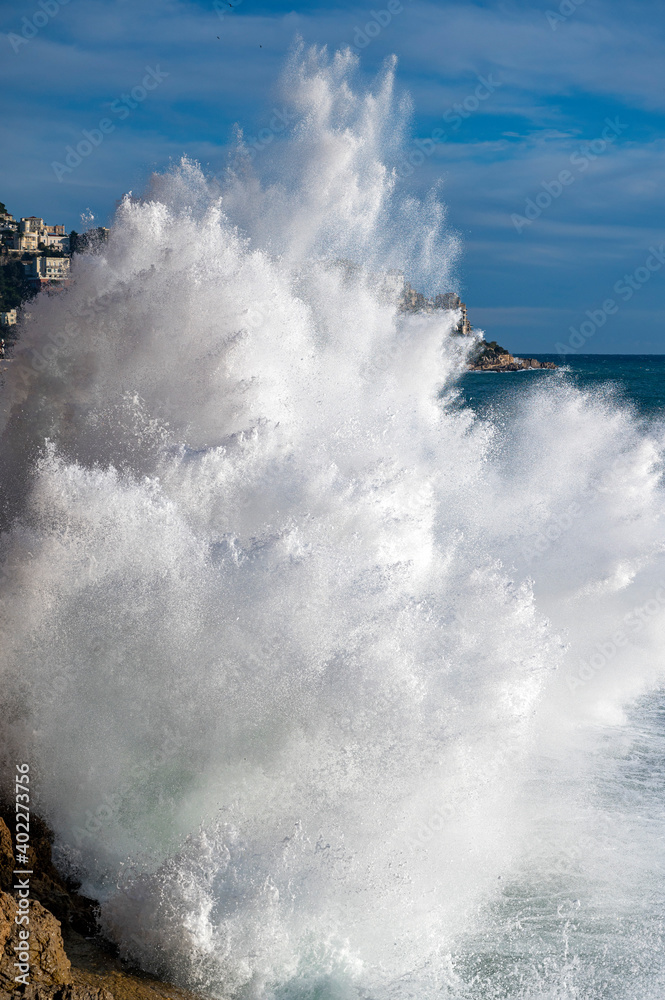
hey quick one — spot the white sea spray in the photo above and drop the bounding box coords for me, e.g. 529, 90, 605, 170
1, 44, 665, 1000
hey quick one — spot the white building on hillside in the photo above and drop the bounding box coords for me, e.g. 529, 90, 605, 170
20, 217, 44, 234
41, 233, 70, 252
13, 232, 40, 252
24, 256, 71, 285
15, 218, 69, 252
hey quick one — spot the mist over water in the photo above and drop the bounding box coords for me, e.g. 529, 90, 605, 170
2, 46, 665, 1000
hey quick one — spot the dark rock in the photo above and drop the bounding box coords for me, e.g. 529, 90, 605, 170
0, 891, 72, 991
469, 352, 557, 372
0, 809, 204, 1000
0, 812, 97, 939
0, 987, 113, 1000
468, 338, 557, 372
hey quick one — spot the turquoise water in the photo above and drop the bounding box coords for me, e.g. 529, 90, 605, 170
461, 355, 665, 418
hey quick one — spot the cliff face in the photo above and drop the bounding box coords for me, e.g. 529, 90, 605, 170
0, 812, 200, 1000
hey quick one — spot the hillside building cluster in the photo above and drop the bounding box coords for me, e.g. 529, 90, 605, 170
1, 211, 73, 304
0, 202, 108, 344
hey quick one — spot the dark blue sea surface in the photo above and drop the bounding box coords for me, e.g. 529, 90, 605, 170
459, 355, 665, 419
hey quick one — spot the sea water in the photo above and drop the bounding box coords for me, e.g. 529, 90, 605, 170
1, 46, 665, 1000
462, 355, 665, 420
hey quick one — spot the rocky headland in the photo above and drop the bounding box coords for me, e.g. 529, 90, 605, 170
0, 807, 199, 1000
398, 284, 556, 373
468, 340, 557, 373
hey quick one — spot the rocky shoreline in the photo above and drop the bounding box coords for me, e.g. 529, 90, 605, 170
468, 341, 557, 373
0, 808, 198, 1000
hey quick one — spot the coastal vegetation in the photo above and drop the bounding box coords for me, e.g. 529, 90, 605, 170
0, 259, 35, 313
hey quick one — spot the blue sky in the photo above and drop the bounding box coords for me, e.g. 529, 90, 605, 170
1, 0, 664, 352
